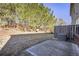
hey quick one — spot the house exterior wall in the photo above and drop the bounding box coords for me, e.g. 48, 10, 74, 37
71, 4, 79, 25
75, 4, 79, 24
71, 11, 76, 25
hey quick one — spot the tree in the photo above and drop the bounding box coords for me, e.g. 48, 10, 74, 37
0, 3, 58, 32
56, 19, 65, 26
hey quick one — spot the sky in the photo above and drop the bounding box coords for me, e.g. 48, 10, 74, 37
43, 3, 71, 25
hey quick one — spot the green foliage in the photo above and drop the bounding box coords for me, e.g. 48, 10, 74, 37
0, 3, 64, 31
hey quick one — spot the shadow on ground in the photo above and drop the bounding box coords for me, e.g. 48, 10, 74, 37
0, 33, 53, 56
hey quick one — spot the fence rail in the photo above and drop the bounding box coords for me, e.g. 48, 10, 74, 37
54, 25, 79, 41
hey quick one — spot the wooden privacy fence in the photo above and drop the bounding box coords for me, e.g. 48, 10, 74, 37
54, 25, 79, 41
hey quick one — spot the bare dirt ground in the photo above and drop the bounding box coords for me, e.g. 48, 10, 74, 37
0, 28, 11, 50
0, 28, 53, 56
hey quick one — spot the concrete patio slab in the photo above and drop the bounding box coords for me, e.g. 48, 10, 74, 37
26, 40, 79, 56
